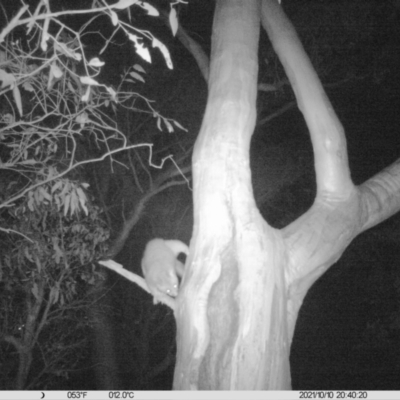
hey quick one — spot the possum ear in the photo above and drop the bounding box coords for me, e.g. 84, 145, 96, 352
174, 259, 185, 278
163, 239, 189, 257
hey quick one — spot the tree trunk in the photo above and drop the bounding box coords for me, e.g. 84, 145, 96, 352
174, 0, 290, 389
173, 0, 400, 390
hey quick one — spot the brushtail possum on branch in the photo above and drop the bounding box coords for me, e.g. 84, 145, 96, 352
141, 238, 189, 306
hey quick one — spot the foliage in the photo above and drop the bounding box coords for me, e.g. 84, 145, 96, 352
0, 0, 186, 220
1, 171, 109, 295
0, 170, 109, 389
0, 0, 186, 389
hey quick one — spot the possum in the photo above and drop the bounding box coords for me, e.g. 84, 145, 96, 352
141, 238, 189, 305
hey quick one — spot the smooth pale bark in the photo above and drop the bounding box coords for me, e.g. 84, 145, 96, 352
261, 0, 400, 340
173, 0, 400, 390
174, 0, 290, 389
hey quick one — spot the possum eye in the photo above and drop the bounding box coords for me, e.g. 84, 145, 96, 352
166, 283, 179, 297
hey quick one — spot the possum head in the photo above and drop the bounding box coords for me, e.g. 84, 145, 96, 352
154, 266, 179, 297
